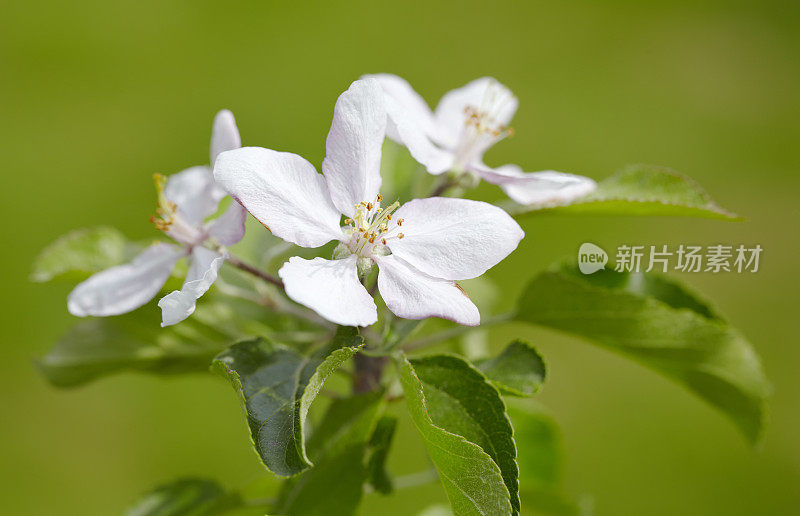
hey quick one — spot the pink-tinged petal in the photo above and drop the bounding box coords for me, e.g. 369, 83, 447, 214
322, 79, 386, 217
278, 256, 377, 327
475, 164, 597, 206
68, 243, 183, 317
213, 147, 343, 248
388, 197, 524, 281
165, 166, 223, 227
210, 109, 241, 166
207, 200, 246, 246
434, 77, 518, 149
158, 247, 225, 327
375, 255, 479, 326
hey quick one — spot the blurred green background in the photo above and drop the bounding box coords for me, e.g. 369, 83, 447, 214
2, 0, 798, 514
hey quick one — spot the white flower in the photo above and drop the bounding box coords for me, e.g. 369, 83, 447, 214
366, 73, 597, 206
68, 110, 247, 326
213, 79, 523, 327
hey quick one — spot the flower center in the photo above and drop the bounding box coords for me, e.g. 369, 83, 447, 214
341, 194, 405, 259
452, 81, 515, 171
150, 174, 203, 247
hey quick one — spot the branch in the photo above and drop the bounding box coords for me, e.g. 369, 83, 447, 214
227, 254, 284, 289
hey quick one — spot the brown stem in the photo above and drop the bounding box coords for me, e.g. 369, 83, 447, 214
353, 353, 387, 393
227, 254, 285, 289
429, 178, 455, 197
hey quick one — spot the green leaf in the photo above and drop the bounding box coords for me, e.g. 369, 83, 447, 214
37, 304, 235, 388
213, 327, 364, 476
31, 226, 134, 282
398, 353, 517, 516
511, 403, 590, 516
36, 295, 313, 388
516, 265, 769, 443
476, 340, 546, 397
509, 165, 741, 220
124, 478, 240, 516
367, 414, 398, 494
276, 391, 384, 515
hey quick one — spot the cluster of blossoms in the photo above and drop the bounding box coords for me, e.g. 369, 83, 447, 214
68, 76, 596, 328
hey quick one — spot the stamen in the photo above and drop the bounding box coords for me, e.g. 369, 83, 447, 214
398, 233, 405, 239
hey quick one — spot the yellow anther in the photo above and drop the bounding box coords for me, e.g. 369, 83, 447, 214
369, 236, 375, 243
397, 218, 404, 226
376, 207, 383, 213
381, 238, 387, 245
367, 202, 373, 211
387, 214, 392, 220
344, 218, 353, 224
398, 233, 405, 239
377, 193, 383, 202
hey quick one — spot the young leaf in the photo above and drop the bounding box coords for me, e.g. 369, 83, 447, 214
366, 414, 398, 494
509, 165, 741, 220
398, 353, 517, 516
510, 403, 588, 516
275, 391, 384, 515
124, 478, 240, 516
37, 304, 233, 388
212, 327, 363, 476
516, 265, 769, 443
476, 340, 546, 397
31, 226, 133, 282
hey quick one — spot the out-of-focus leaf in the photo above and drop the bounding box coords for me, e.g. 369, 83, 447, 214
380, 140, 424, 204
124, 478, 240, 516
476, 340, 546, 397
516, 265, 769, 443
366, 414, 398, 494
511, 403, 590, 516
31, 226, 136, 282
37, 304, 232, 388
509, 165, 741, 220
36, 296, 317, 388
212, 327, 363, 476
275, 391, 384, 515
398, 353, 517, 515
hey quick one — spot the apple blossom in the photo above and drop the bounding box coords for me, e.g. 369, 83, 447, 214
67, 110, 247, 326
213, 79, 523, 327
366, 73, 597, 206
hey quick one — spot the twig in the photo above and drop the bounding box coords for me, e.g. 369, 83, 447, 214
227, 254, 285, 289
429, 178, 456, 197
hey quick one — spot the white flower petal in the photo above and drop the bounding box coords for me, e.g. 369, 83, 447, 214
158, 247, 225, 327
68, 243, 183, 317
388, 197, 524, 281
165, 166, 223, 227
434, 77, 518, 149
321, 79, 386, 217
475, 164, 597, 206
366, 73, 438, 139
278, 256, 377, 327
383, 92, 454, 175
213, 147, 343, 248
375, 255, 479, 326
210, 109, 241, 167
207, 200, 247, 246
